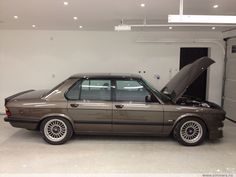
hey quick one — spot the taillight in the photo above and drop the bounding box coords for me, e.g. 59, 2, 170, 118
5, 107, 11, 117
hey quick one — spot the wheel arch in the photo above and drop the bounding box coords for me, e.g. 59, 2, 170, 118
37, 113, 75, 131
171, 113, 209, 134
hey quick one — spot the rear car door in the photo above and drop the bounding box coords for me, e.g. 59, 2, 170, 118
112, 78, 164, 134
66, 78, 112, 133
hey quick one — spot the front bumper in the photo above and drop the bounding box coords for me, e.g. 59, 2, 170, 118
209, 129, 223, 139
4, 116, 39, 130
208, 121, 224, 140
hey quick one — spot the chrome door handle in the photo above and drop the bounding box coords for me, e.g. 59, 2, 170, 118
115, 105, 124, 109
70, 103, 79, 108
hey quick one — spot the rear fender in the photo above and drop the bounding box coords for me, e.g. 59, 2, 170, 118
40, 113, 75, 130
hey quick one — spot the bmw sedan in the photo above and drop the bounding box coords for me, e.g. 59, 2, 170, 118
4, 57, 225, 146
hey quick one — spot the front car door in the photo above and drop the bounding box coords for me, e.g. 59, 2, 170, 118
112, 78, 164, 134
66, 78, 112, 133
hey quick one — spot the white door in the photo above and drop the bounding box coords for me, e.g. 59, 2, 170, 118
223, 38, 236, 120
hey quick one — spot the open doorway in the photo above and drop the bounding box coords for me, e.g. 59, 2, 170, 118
180, 48, 208, 100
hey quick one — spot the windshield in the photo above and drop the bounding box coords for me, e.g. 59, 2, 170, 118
142, 79, 173, 104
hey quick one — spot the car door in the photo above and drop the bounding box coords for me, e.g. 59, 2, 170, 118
66, 78, 112, 133
112, 78, 164, 134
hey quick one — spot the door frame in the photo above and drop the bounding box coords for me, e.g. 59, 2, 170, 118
111, 77, 164, 134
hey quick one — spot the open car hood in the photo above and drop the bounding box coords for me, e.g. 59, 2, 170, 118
161, 57, 215, 103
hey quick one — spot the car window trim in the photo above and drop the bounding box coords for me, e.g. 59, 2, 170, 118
64, 77, 163, 104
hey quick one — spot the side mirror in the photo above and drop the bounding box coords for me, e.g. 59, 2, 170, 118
145, 95, 152, 102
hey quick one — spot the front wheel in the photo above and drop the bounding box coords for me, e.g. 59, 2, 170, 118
40, 117, 73, 145
173, 118, 207, 146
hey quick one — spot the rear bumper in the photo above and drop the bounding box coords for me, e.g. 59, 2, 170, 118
4, 116, 39, 130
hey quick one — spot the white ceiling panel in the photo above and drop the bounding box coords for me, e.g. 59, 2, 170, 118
0, 0, 236, 31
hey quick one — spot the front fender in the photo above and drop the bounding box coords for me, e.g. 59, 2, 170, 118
173, 113, 204, 128
162, 109, 206, 135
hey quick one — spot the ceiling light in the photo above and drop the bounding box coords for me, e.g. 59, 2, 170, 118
32, 24, 36, 28
13, 16, 18, 19
73, 16, 78, 20
114, 25, 131, 31
168, 15, 236, 24
169, 26, 173, 29
212, 27, 216, 30
213, 4, 219, 8
64, 1, 69, 6
140, 3, 145, 7
79, 25, 83, 29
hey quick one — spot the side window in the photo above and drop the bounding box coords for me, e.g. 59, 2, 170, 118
80, 79, 111, 101
115, 79, 152, 102
66, 81, 81, 100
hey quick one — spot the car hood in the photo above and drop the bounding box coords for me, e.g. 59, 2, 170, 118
161, 57, 215, 103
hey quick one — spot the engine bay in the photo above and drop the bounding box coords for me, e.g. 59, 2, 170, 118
176, 95, 221, 109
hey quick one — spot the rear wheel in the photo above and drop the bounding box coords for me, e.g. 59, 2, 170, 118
174, 118, 207, 146
40, 117, 73, 145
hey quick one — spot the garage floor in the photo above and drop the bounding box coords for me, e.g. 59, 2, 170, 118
0, 115, 236, 174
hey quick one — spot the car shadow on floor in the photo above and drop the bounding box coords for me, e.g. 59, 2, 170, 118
2, 129, 224, 146
72, 134, 172, 142
70, 134, 223, 145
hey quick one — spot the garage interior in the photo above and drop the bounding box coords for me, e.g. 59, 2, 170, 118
0, 0, 236, 175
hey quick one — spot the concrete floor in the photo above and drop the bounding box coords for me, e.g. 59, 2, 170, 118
0, 115, 236, 174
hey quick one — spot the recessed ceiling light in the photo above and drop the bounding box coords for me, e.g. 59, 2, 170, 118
169, 26, 173, 30
13, 16, 18, 19
213, 4, 219, 8
79, 25, 83, 29
140, 3, 145, 7
212, 27, 216, 30
73, 16, 78, 20
32, 24, 36, 28
64, 1, 69, 6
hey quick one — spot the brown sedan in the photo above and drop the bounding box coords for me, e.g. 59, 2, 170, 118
4, 57, 225, 146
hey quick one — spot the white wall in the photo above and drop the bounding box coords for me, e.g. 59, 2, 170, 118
0, 30, 224, 112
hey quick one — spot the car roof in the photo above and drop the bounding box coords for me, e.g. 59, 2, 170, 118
69, 73, 142, 79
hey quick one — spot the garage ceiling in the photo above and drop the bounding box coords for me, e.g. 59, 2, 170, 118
0, 0, 236, 31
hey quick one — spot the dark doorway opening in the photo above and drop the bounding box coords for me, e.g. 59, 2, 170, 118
180, 48, 208, 100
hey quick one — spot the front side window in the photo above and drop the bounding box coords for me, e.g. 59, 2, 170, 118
115, 79, 153, 102
66, 79, 111, 101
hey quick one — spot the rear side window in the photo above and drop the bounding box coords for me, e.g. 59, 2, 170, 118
115, 80, 150, 102
66, 79, 111, 101
81, 79, 111, 100
66, 81, 81, 100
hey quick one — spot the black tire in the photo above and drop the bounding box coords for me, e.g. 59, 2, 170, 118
40, 117, 73, 145
173, 117, 207, 146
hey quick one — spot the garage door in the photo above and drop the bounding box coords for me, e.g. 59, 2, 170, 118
223, 38, 236, 121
